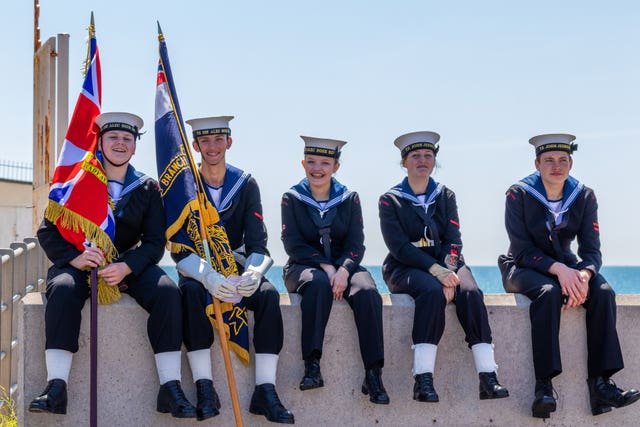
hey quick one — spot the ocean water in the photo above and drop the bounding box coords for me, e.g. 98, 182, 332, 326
161, 265, 640, 295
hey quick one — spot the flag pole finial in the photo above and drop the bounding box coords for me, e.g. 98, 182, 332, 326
83, 13, 96, 77
157, 21, 164, 41
88, 11, 95, 36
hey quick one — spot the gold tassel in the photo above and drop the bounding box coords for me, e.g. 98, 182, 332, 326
86, 276, 121, 305
97, 277, 121, 304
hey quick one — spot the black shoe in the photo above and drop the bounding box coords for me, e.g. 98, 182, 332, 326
361, 367, 390, 405
249, 383, 295, 424
479, 372, 509, 400
299, 358, 323, 391
156, 380, 197, 418
195, 379, 220, 421
28, 379, 68, 414
587, 376, 640, 416
413, 373, 439, 402
531, 379, 556, 419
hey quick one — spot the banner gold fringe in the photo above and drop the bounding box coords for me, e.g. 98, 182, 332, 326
45, 201, 121, 304
205, 302, 250, 365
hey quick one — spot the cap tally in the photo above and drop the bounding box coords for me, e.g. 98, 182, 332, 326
394, 131, 440, 157
529, 133, 578, 155
186, 116, 234, 139
96, 112, 144, 139
300, 135, 347, 159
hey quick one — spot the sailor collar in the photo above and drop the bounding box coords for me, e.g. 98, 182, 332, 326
202, 164, 251, 213
287, 177, 352, 217
515, 171, 584, 214
110, 165, 149, 203
388, 177, 444, 210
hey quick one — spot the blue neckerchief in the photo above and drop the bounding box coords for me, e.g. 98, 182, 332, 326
203, 164, 251, 213
287, 177, 352, 217
388, 177, 444, 211
515, 172, 584, 217
108, 165, 148, 207
119, 165, 148, 198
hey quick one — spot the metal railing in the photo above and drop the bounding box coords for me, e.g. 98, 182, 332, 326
0, 160, 33, 184
0, 238, 48, 408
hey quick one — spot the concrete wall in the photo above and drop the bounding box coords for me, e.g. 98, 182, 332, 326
0, 181, 32, 247
17, 292, 640, 427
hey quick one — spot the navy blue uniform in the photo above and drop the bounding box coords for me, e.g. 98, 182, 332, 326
38, 166, 182, 354
281, 179, 384, 369
379, 178, 492, 347
498, 174, 623, 380
176, 166, 283, 355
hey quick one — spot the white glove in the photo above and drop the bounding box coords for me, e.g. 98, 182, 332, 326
236, 253, 273, 297
176, 253, 238, 301
205, 272, 238, 301
428, 263, 454, 282
237, 271, 260, 297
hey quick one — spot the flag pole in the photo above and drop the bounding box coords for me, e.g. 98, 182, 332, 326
88, 13, 98, 427
157, 22, 243, 427
90, 265, 98, 427
207, 245, 244, 427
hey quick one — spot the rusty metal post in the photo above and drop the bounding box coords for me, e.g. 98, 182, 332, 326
33, 0, 40, 54
32, 38, 56, 235
56, 34, 69, 158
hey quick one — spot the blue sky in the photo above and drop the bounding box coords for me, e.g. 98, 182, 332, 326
2, 1, 639, 265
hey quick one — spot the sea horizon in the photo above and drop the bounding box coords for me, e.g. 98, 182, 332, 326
161, 265, 640, 295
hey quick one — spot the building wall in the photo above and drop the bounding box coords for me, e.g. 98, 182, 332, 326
0, 180, 33, 246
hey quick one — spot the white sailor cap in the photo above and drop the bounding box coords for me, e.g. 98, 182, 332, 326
529, 133, 577, 156
96, 112, 144, 139
394, 131, 440, 157
186, 116, 234, 139
300, 135, 347, 159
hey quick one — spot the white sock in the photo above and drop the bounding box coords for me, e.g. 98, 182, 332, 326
187, 349, 213, 382
255, 353, 278, 386
472, 343, 498, 374
45, 349, 73, 383
154, 351, 181, 385
412, 343, 437, 376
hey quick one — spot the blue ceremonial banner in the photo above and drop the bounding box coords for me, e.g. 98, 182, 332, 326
154, 27, 249, 364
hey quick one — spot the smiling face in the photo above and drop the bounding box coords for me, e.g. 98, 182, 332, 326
535, 150, 573, 189
193, 134, 232, 166
100, 130, 136, 165
302, 154, 340, 190
402, 148, 435, 180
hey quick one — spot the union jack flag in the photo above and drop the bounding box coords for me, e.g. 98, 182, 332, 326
45, 20, 117, 271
